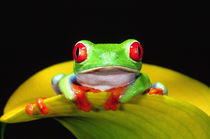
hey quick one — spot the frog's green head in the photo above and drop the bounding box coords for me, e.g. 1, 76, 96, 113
72, 39, 144, 74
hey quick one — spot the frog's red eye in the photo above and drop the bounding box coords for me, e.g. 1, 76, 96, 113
73, 43, 87, 63
129, 41, 143, 62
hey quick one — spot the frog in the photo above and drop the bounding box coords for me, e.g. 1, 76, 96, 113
25, 39, 167, 114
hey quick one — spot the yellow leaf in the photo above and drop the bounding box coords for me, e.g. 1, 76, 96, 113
1, 93, 210, 138
142, 64, 210, 116
1, 61, 210, 138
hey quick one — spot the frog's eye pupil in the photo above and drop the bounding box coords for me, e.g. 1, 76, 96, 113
76, 47, 79, 58
138, 45, 141, 56
129, 41, 143, 62
73, 43, 87, 63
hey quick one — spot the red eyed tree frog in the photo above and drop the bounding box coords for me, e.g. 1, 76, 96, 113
26, 39, 167, 114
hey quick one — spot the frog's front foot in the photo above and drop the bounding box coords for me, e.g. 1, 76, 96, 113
72, 84, 92, 112
104, 95, 119, 111
104, 86, 126, 111
75, 93, 91, 112
148, 82, 168, 96
25, 98, 48, 115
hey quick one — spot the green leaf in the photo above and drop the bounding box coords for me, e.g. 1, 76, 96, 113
56, 95, 210, 139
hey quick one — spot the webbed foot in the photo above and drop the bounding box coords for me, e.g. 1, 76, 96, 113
104, 95, 119, 111
75, 93, 92, 112
72, 84, 92, 112
25, 98, 48, 115
104, 86, 126, 111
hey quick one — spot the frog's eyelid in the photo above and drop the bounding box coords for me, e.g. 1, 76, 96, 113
121, 39, 139, 46
75, 40, 94, 47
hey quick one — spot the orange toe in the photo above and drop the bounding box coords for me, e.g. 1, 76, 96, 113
25, 103, 34, 115
148, 88, 163, 95
36, 98, 48, 115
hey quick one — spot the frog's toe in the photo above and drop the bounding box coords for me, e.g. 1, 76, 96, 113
148, 88, 164, 95
25, 103, 34, 115
36, 98, 49, 115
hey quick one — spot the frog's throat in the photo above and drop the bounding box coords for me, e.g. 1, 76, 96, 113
79, 66, 138, 73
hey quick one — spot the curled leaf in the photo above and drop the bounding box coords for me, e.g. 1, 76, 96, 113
57, 95, 210, 139
142, 64, 210, 116
0, 61, 210, 138
1, 93, 210, 138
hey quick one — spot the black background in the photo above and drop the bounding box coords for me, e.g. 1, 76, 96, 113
1, 1, 209, 139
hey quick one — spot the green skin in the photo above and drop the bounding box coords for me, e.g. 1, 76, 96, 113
52, 39, 152, 103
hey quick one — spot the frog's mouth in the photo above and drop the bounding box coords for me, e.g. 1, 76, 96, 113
76, 66, 138, 91
79, 66, 138, 74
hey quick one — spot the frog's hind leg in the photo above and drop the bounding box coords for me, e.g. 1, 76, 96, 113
51, 73, 66, 94
148, 82, 168, 96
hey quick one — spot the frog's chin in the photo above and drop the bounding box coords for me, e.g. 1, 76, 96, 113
79, 66, 138, 74
76, 66, 138, 91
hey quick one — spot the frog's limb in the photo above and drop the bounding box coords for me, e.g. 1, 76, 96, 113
71, 84, 92, 112
58, 73, 76, 100
151, 82, 168, 95
26, 73, 67, 115
104, 86, 127, 110
58, 73, 91, 112
52, 73, 65, 94
119, 73, 152, 103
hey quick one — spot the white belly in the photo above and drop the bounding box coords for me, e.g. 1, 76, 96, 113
76, 68, 136, 91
